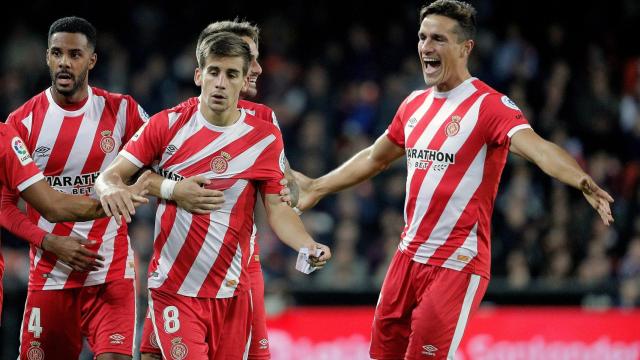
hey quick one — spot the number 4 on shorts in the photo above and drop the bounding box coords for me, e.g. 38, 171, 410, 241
28, 307, 43, 338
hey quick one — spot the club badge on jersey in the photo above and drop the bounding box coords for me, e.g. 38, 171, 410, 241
27, 341, 44, 360
210, 151, 231, 174
171, 337, 188, 360
445, 115, 461, 137
100, 130, 116, 153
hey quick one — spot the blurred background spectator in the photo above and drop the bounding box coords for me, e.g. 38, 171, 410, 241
1, 0, 640, 357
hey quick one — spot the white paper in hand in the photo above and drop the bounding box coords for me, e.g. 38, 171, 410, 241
295, 247, 324, 274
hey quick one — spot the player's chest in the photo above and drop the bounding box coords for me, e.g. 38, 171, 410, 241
30, 112, 124, 169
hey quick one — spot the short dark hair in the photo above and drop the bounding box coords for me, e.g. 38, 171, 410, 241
196, 19, 259, 61
420, 0, 477, 41
197, 32, 252, 75
48, 16, 97, 50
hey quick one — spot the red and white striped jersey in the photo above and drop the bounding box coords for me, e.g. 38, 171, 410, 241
386, 78, 530, 279
0, 124, 44, 193
180, 97, 280, 262
121, 102, 285, 298
5, 86, 148, 290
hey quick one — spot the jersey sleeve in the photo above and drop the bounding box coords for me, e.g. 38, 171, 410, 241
0, 125, 44, 192
480, 94, 531, 146
0, 186, 47, 248
120, 111, 168, 168
122, 95, 150, 143
254, 130, 286, 195
385, 95, 412, 148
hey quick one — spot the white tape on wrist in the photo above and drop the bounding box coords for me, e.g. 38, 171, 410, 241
160, 179, 177, 200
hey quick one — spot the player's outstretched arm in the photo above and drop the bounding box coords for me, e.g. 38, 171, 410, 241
263, 193, 331, 268
292, 134, 405, 212
145, 172, 224, 214
20, 180, 105, 222
510, 128, 614, 225
95, 156, 151, 226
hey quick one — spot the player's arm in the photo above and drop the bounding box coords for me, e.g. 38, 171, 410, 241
94, 155, 151, 225
510, 128, 614, 225
144, 171, 224, 214
263, 193, 331, 267
294, 133, 405, 211
0, 185, 105, 272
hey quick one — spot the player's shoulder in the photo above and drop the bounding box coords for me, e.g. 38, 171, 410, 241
91, 86, 139, 105
244, 110, 279, 134
239, 99, 275, 124
8, 91, 47, 121
472, 79, 522, 113
404, 88, 431, 105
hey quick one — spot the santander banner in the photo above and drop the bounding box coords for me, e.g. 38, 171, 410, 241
266, 307, 640, 360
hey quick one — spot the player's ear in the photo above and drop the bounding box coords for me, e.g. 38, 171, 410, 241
88, 52, 97, 70
194, 67, 202, 86
461, 39, 474, 58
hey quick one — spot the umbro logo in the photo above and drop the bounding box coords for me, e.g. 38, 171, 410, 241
109, 333, 125, 344
34, 146, 50, 157
422, 344, 438, 356
259, 338, 269, 349
165, 144, 179, 155
408, 117, 418, 128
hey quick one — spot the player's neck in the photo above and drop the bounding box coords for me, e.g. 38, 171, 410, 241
202, 107, 241, 127
50, 85, 89, 109
435, 69, 472, 92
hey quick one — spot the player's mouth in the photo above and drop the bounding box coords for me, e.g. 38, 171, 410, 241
211, 93, 227, 102
423, 57, 442, 75
56, 72, 74, 86
248, 76, 258, 86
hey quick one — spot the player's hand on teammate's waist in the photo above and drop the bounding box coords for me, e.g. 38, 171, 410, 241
174, 175, 224, 214
42, 234, 105, 272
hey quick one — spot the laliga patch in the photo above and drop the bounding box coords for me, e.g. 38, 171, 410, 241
501, 95, 520, 111
11, 137, 33, 165
279, 149, 286, 173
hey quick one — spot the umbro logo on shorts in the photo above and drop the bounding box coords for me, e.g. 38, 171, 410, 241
422, 344, 437, 356
109, 333, 125, 345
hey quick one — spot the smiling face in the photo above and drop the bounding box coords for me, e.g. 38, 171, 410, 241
46, 32, 96, 100
241, 36, 262, 98
418, 14, 473, 91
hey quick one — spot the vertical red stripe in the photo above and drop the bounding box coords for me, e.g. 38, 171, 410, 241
105, 223, 130, 282
148, 203, 178, 277
402, 91, 483, 244
197, 183, 256, 297
64, 220, 110, 287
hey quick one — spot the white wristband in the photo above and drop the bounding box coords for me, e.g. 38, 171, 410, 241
160, 179, 177, 200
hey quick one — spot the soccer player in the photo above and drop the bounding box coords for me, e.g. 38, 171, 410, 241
292, 1, 614, 359
0, 17, 151, 360
95, 32, 330, 359
132, 20, 288, 360
0, 124, 144, 322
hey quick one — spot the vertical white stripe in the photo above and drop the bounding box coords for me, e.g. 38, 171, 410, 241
21, 112, 33, 137
447, 274, 481, 359
84, 217, 119, 286
441, 223, 479, 270
148, 208, 193, 289
401, 93, 486, 249
33, 107, 65, 171
148, 292, 169, 359
178, 180, 247, 296
131, 280, 138, 356
216, 242, 243, 298
243, 290, 253, 360
412, 145, 486, 262
99, 97, 128, 170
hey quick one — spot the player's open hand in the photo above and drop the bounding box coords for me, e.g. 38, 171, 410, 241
289, 170, 321, 212
42, 234, 105, 272
580, 177, 614, 226
174, 175, 224, 214
99, 183, 143, 226
127, 170, 152, 207
308, 242, 332, 269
